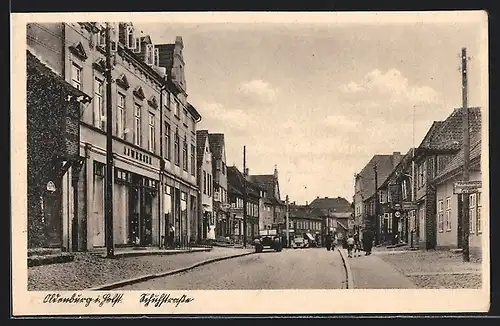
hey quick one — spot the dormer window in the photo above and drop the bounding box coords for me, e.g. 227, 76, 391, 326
145, 44, 154, 65
126, 25, 135, 50
133, 36, 142, 54
154, 47, 160, 66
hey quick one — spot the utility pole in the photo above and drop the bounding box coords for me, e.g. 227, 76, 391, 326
104, 22, 114, 258
285, 195, 290, 248
411, 147, 416, 248
243, 146, 247, 248
374, 163, 379, 245
461, 47, 470, 262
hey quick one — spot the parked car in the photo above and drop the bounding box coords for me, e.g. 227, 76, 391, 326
292, 236, 308, 249
254, 229, 283, 253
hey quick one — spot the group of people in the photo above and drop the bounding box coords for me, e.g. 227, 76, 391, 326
346, 228, 375, 258
324, 228, 375, 258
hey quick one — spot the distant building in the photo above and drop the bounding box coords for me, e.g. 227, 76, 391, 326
207, 133, 229, 238
249, 166, 284, 231
227, 166, 261, 242
288, 205, 323, 245
309, 196, 353, 243
353, 152, 403, 244
196, 130, 213, 240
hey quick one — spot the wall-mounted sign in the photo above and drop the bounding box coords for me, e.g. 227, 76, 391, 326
453, 180, 482, 194
123, 146, 152, 165
46, 181, 56, 192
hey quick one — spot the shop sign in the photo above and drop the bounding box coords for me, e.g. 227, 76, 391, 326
453, 180, 482, 194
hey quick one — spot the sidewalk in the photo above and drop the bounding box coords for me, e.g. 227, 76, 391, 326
340, 249, 418, 289
28, 247, 253, 291
376, 249, 482, 289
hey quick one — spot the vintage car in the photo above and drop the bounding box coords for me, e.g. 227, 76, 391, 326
254, 229, 283, 253
292, 236, 308, 249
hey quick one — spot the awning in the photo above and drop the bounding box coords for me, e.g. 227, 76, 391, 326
305, 233, 314, 241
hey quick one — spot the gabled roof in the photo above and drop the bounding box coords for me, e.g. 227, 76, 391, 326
434, 130, 482, 183
207, 133, 225, 160
356, 154, 399, 200
196, 130, 209, 169
309, 196, 352, 212
227, 166, 261, 198
288, 205, 323, 220
419, 107, 482, 152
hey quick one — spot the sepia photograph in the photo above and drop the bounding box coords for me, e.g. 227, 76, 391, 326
12, 11, 489, 315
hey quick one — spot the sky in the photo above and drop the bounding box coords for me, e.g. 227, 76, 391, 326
135, 12, 487, 205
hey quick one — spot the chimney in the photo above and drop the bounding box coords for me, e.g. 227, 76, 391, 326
244, 168, 249, 179
324, 196, 328, 199
274, 164, 278, 180
316, 196, 319, 199
306, 201, 308, 206
392, 151, 402, 167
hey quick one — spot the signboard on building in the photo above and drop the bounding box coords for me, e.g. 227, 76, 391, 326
453, 181, 482, 194
401, 201, 418, 211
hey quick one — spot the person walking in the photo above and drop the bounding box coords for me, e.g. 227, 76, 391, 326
325, 232, 332, 251
362, 228, 374, 255
346, 233, 355, 258
353, 231, 362, 257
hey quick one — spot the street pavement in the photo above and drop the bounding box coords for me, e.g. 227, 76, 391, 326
118, 247, 347, 290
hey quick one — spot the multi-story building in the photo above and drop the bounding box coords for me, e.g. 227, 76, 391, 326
288, 204, 323, 245
207, 133, 229, 238
412, 107, 481, 250
309, 196, 353, 243
353, 152, 403, 244
26, 22, 201, 251
249, 166, 284, 231
196, 130, 214, 240
227, 166, 261, 242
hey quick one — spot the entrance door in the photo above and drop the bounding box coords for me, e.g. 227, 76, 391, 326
129, 186, 140, 245
93, 176, 105, 247
42, 191, 62, 248
142, 189, 153, 246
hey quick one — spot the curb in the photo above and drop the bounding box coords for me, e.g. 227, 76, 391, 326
338, 249, 355, 289
106, 248, 212, 258
88, 251, 255, 291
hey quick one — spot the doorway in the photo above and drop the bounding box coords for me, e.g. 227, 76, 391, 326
42, 189, 62, 248
128, 183, 154, 246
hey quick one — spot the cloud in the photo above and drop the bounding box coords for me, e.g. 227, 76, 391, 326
338, 69, 441, 121
237, 79, 277, 104
198, 101, 257, 131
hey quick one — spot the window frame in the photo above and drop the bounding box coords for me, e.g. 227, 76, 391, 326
476, 192, 482, 234
182, 136, 188, 171
93, 77, 105, 130
71, 62, 82, 90
174, 131, 180, 166
148, 112, 155, 153
164, 122, 171, 161
190, 144, 195, 176
134, 103, 142, 146
445, 197, 452, 232
116, 92, 126, 139
469, 193, 477, 234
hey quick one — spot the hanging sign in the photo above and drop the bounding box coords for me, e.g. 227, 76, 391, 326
46, 181, 56, 192
453, 180, 482, 194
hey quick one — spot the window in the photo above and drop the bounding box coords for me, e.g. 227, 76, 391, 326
182, 136, 188, 171
93, 77, 104, 130
208, 174, 211, 196
97, 27, 105, 47
445, 197, 452, 231
116, 93, 126, 139
379, 191, 384, 203
203, 171, 207, 194
145, 44, 154, 65
476, 192, 482, 233
191, 118, 195, 132
148, 113, 155, 152
134, 103, 142, 146
133, 36, 142, 53
437, 200, 444, 232
71, 63, 82, 90
183, 109, 188, 126
164, 122, 171, 161
126, 25, 135, 49
174, 99, 180, 117
154, 47, 160, 66
174, 131, 180, 166
190, 144, 195, 176
469, 194, 477, 234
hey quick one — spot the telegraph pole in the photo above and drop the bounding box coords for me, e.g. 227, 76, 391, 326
285, 195, 290, 248
374, 163, 379, 245
104, 22, 114, 258
461, 47, 470, 262
243, 146, 247, 248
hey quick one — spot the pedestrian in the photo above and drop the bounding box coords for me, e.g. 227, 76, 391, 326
362, 228, 374, 255
169, 225, 175, 249
353, 231, 362, 257
331, 232, 337, 251
325, 232, 332, 251
347, 233, 355, 258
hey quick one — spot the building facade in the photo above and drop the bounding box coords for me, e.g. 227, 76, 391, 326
207, 133, 229, 238
288, 205, 323, 245
249, 166, 284, 231
412, 107, 481, 249
433, 131, 482, 259
27, 22, 201, 251
227, 166, 261, 242
196, 130, 214, 240
309, 196, 353, 244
